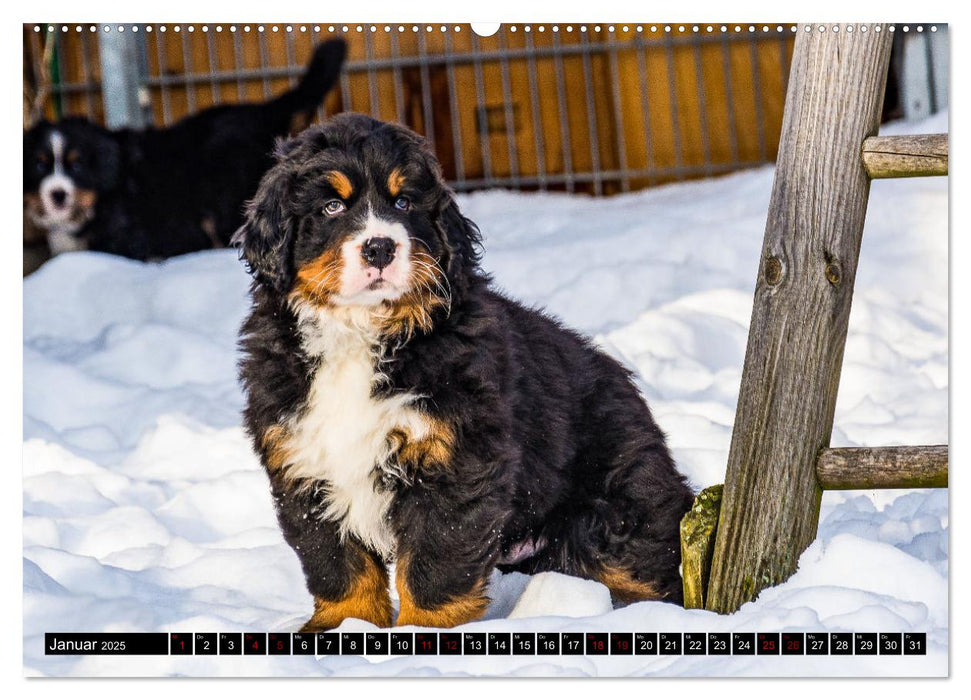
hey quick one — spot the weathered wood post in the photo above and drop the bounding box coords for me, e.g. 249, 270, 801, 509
704, 25, 894, 614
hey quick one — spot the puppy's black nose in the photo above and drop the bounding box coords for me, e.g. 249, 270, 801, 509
361, 237, 396, 271
50, 189, 67, 207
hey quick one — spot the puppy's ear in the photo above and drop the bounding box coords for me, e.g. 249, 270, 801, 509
436, 195, 482, 276
232, 161, 297, 293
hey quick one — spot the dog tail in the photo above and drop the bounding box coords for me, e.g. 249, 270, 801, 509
271, 38, 347, 120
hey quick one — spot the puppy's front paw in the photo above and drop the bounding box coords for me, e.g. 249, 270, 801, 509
298, 616, 330, 633
301, 592, 393, 632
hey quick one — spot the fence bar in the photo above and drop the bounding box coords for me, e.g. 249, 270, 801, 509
133, 32, 782, 88
205, 27, 220, 105
817, 445, 948, 490
285, 26, 298, 89
470, 33, 492, 182
550, 31, 575, 192
389, 29, 406, 125
663, 31, 685, 178
692, 39, 713, 175
232, 28, 245, 102
450, 160, 763, 192
748, 37, 767, 161
312, 25, 328, 121
344, 32, 776, 71
416, 31, 437, 155
705, 26, 893, 615
257, 29, 271, 99
443, 30, 466, 184
339, 56, 353, 113
498, 31, 521, 185
364, 30, 380, 116
579, 32, 602, 195
634, 37, 657, 186
778, 30, 792, 94
179, 27, 198, 114
720, 36, 741, 165
153, 29, 172, 125
524, 30, 548, 190
46, 81, 102, 96
78, 30, 98, 119
608, 44, 630, 192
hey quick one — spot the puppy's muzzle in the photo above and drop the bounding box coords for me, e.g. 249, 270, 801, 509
361, 236, 396, 272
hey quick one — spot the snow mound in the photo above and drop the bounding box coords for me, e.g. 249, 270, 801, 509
508, 572, 614, 619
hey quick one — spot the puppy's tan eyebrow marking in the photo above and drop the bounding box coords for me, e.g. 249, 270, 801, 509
324, 170, 354, 199
387, 168, 405, 197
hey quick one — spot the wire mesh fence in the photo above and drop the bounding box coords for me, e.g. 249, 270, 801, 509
24, 23, 796, 195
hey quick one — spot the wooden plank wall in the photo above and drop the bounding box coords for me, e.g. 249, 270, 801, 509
24, 24, 794, 194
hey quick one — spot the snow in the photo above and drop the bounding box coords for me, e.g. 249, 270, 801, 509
507, 573, 614, 620
22, 113, 948, 677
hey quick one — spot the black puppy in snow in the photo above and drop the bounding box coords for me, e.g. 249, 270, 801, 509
23, 39, 346, 262
235, 113, 694, 630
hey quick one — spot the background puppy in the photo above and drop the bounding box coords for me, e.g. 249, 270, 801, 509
23, 39, 346, 263
235, 113, 695, 630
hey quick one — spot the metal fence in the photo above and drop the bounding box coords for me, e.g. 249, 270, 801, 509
25, 23, 797, 195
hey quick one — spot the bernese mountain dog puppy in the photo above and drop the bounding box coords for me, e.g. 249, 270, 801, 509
23, 39, 345, 262
235, 113, 695, 631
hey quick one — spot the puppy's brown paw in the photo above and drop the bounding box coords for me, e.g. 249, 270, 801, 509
300, 564, 394, 631
300, 597, 393, 631
298, 615, 334, 634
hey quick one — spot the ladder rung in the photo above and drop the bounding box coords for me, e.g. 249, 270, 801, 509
862, 134, 948, 179
816, 444, 948, 489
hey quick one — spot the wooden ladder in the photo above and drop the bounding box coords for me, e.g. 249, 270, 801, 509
679, 24, 949, 613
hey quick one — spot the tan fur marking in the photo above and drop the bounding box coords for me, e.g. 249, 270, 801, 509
393, 417, 455, 472
292, 247, 344, 307
301, 555, 393, 631
387, 168, 405, 197
596, 566, 664, 604
376, 250, 449, 339
23, 194, 45, 243
325, 170, 354, 200
74, 188, 98, 210
395, 556, 488, 628
200, 215, 222, 249
259, 424, 293, 473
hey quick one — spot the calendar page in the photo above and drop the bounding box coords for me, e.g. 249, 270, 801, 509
22, 17, 949, 679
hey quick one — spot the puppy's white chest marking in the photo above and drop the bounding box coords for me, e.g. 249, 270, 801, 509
283, 304, 428, 558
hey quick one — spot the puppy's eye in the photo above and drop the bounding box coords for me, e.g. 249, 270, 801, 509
394, 196, 411, 212
323, 200, 346, 216
35, 159, 47, 173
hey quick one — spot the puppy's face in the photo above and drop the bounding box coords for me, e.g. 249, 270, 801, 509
23, 119, 120, 250
236, 115, 480, 335
287, 143, 438, 309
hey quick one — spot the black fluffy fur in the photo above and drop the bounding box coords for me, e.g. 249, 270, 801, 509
236, 114, 695, 621
23, 39, 346, 261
